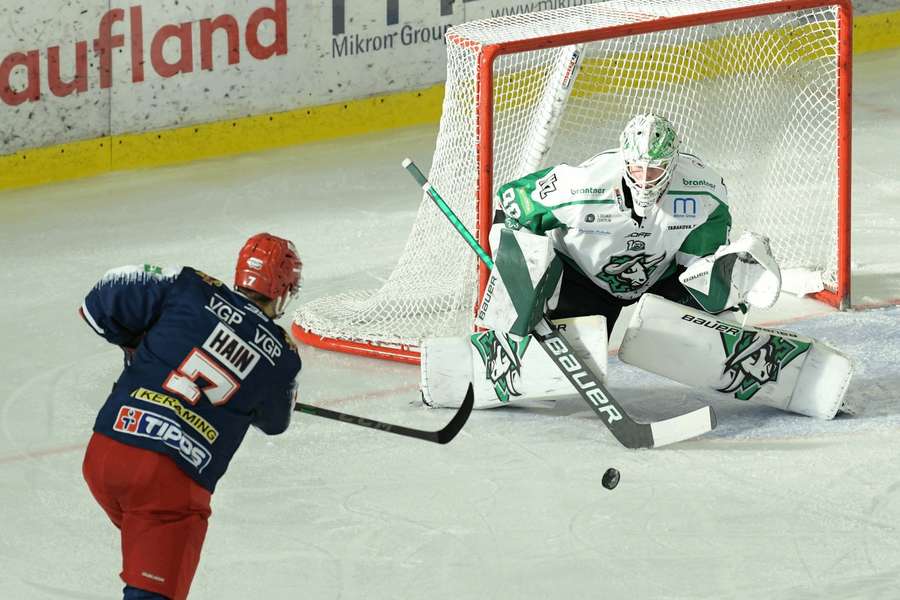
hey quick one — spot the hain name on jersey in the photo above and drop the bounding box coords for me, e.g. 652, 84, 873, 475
202, 323, 260, 379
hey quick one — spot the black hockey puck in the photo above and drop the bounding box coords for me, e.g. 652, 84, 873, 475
602, 468, 620, 490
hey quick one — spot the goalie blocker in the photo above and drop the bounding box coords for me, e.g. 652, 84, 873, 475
619, 294, 853, 419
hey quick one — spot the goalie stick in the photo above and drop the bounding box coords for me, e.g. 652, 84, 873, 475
402, 158, 716, 449
293, 383, 473, 444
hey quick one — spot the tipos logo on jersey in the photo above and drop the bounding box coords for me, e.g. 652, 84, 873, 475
597, 252, 666, 293
471, 330, 531, 403
114, 406, 144, 433
717, 331, 811, 401
113, 406, 212, 472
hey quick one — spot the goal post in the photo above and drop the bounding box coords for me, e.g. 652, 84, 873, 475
293, 0, 853, 363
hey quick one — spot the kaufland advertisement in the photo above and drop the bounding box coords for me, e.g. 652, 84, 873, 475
0, 0, 603, 155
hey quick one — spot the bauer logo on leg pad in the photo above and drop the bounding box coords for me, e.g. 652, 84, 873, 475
471, 330, 530, 403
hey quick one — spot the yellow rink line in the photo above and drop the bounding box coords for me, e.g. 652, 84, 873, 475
0, 85, 445, 192
1, 9, 898, 193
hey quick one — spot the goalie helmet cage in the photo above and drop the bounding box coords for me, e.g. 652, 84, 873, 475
293, 0, 852, 364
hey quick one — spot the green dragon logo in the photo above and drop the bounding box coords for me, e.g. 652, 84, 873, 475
717, 330, 811, 401
471, 330, 531, 403
597, 252, 666, 294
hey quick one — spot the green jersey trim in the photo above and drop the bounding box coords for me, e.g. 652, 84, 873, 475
684, 255, 736, 313
677, 201, 731, 260
554, 199, 616, 209
497, 167, 565, 235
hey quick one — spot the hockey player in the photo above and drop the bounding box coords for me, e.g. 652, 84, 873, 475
421, 114, 851, 420
80, 233, 302, 600
491, 112, 775, 336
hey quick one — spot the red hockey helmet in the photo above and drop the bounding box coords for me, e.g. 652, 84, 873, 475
235, 233, 302, 318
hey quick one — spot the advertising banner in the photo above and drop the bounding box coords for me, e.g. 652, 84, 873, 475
0, 0, 604, 154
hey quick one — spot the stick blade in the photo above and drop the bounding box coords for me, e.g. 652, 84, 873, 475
435, 383, 474, 444
647, 404, 717, 448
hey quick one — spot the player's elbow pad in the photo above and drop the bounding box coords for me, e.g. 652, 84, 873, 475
253, 382, 297, 435
253, 412, 291, 435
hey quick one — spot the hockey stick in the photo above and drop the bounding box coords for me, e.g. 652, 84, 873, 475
402, 158, 716, 449
293, 383, 473, 444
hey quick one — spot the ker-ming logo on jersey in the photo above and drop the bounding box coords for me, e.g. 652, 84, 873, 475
716, 331, 811, 401
471, 330, 530, 403
113, 406, 212, 472
130, 387, 220, 443
597, 252, 666, 293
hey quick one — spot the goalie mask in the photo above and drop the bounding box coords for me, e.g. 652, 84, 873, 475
235, 233, 302, 318
620, 114, 680, 217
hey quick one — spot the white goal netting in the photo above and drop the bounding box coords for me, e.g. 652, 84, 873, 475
294, 0, 849, 358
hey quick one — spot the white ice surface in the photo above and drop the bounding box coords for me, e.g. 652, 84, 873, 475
1, 49, 900, 600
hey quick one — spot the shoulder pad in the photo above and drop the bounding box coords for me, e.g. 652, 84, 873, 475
679, 152, 705, 169
579, 149, 618, 167
191, 268, 226, 288
282, 329, 299, 354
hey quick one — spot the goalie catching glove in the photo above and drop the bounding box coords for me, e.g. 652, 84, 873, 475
679, 231, 781, 312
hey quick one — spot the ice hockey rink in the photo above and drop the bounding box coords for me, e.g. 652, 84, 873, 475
0, 46, 898, 600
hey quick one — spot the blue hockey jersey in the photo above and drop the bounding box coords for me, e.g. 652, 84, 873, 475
80, 264, 302, 493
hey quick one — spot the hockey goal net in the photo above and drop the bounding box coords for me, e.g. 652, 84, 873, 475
293, 0, 851, 363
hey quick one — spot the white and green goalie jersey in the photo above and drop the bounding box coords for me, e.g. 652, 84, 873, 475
496, 150, 732, 302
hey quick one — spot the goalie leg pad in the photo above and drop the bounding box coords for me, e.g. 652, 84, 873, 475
421, 316, 607, 409
618, 294, 852, 420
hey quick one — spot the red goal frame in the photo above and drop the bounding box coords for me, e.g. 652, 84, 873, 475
294, 0, 853, 364
467, 0, 852, 312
